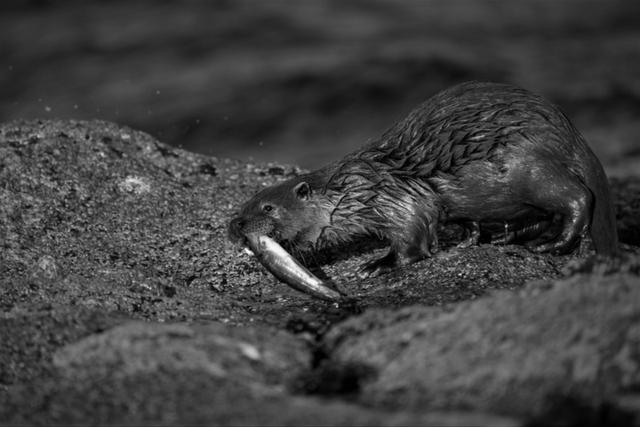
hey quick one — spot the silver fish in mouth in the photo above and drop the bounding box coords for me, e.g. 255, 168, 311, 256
244, 233, 343, 302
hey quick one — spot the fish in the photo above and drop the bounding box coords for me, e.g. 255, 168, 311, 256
244, 233, 343, 302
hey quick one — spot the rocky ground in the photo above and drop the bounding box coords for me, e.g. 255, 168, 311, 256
1, 119, 639, 425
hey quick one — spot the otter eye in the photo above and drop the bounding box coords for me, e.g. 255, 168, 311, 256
262, 204, 273, 213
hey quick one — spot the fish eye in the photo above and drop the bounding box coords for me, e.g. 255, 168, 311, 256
262, 204, 273, 213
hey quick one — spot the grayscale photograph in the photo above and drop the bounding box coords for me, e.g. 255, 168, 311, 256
1, 1, 639, 425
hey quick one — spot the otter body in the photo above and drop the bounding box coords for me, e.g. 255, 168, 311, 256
230, 82, 619, 275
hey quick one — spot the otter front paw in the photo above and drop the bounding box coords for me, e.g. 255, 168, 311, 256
357, 250, 399, 278
456, 221, 481, 248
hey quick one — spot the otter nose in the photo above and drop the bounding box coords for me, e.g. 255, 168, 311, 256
228, 217, 246, 240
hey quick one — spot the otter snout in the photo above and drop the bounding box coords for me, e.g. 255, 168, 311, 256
228, 215, 277, 245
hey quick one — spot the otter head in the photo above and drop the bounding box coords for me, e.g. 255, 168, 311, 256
228, 177, 331, 251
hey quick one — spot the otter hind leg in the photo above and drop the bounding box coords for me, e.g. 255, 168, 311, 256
525, 173, 593, 254
528, 195, 591, 254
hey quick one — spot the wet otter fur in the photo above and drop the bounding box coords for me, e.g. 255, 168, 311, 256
229, 81, 619, 275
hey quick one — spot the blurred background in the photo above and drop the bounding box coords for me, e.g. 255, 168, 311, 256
2, 0, 640, 173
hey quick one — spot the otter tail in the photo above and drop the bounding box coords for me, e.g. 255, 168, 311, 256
583, 153, 619, 256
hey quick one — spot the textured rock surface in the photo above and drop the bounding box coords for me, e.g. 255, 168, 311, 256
324, 274, 640, 417
1, 119, 639, 425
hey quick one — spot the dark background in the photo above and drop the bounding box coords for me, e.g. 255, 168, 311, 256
2, 0, 640, 172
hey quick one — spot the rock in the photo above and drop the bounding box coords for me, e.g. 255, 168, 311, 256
2, 319, 516, 426
52, 321, 312, 387
1, 119, 639, 425
322, 273, 640, 421
0, 119, 335, 325
0, 306, 127, 387
2, 370, 517, 426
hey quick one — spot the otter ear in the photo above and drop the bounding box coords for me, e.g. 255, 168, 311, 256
293, 181, 311, 201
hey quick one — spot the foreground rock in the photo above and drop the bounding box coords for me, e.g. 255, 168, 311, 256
1, 120, 639, 425
324, 273, 640, 422
2, 316, 514, 426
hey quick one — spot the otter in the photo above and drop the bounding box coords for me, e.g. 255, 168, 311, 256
229, 81, 619, 283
